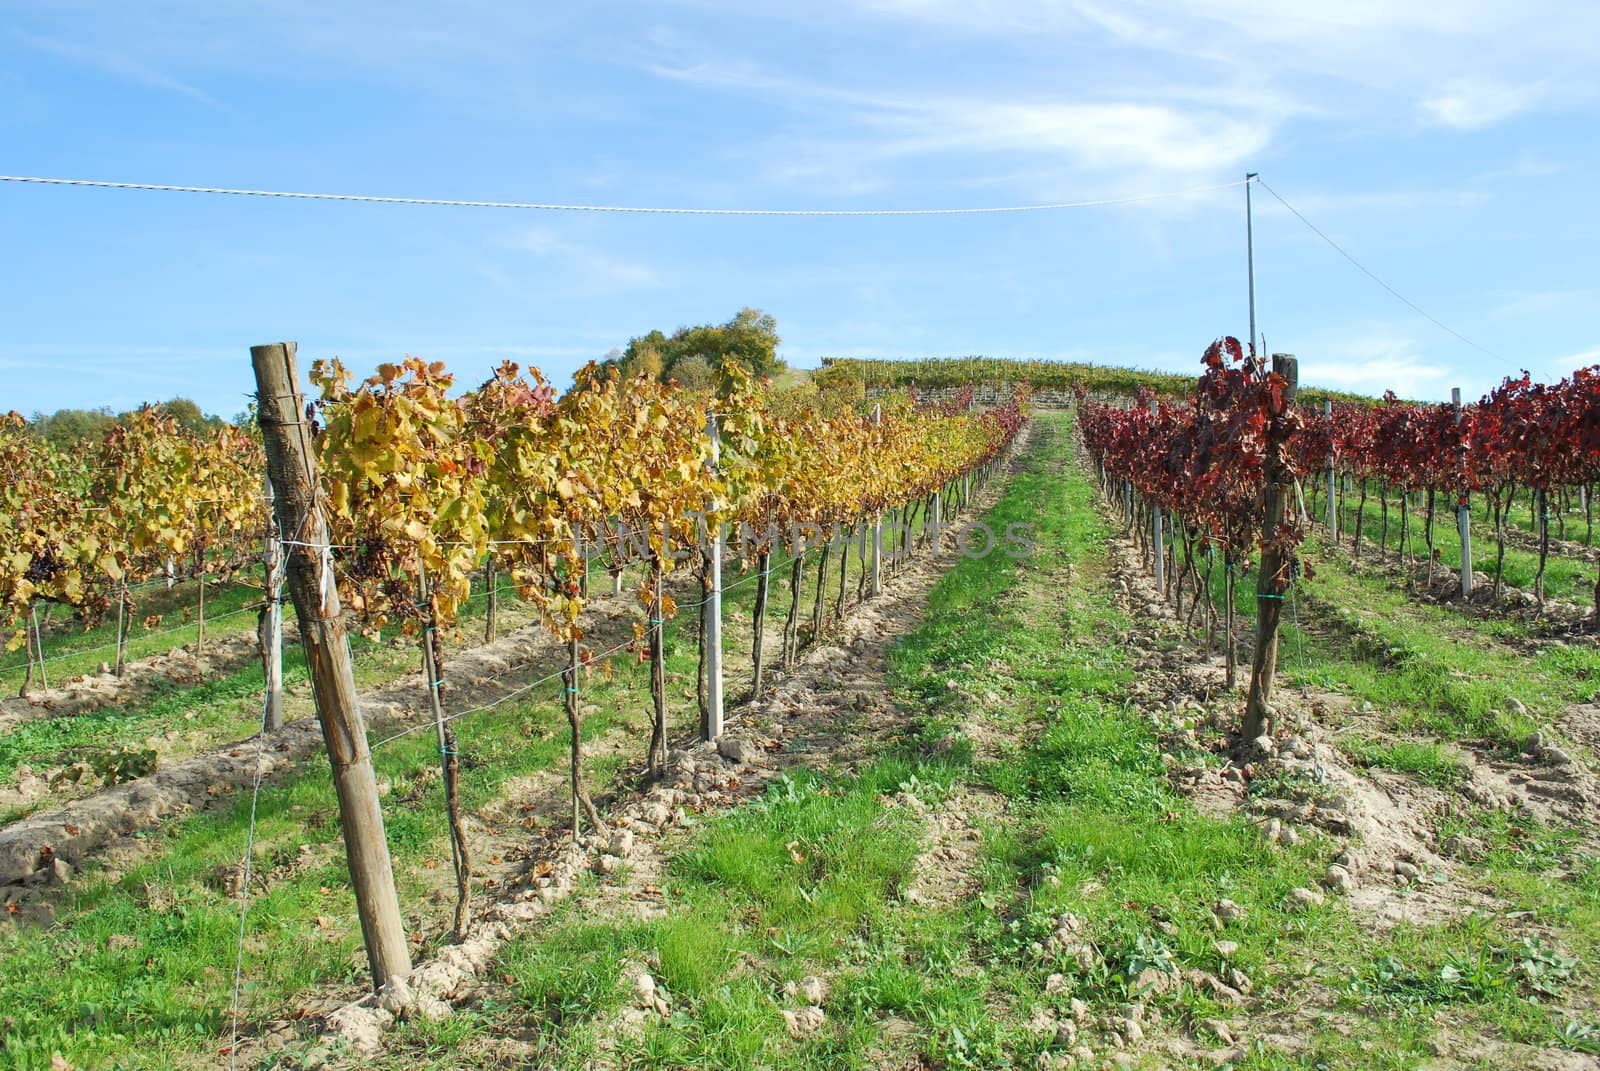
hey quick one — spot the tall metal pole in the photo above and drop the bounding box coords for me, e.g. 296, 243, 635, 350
1246, 172, 1259, 357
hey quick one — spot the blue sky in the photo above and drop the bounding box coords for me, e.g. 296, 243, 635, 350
2, 1, 1596, 417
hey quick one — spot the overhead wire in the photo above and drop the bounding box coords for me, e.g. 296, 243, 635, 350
0, 173, 1248, 217
1252, 177, 1506, 363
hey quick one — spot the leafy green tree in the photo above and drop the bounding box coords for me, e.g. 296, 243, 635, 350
28, 397, 224, 449
149, 397, 222, 436
27, 408, 116, 449
603, 308, 785, 386
670, 355, 714, 391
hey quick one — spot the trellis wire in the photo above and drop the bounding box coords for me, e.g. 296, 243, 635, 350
228, 515, 290, 1070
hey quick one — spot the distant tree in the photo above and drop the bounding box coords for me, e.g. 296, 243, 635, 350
26, 396, 225, 448
669, 355, 714, 391
28, 407, 116, 449
608, 308, 785, 387
150, 397, 220, 435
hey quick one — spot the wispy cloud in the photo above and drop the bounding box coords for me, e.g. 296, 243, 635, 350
1420, 77, 1545, 129
1289, 331, 1455, 399
866, 99, 1271, 174
502, 227, 660, 290
1543, 345, 1600, 378
14, 31, 218, 105
1487, 288, 1598, 321
653, 61, 1278, 198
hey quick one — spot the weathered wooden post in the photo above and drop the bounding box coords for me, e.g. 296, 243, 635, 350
1453, 388, 1474, 597
1243, 353, 1298, 742
1149, 401, 1165, 593
250, 341, 411, 993
419, 568, 470, 939
483, 558, 498, 643
871, 405, 883, 597
1324, 398, 1336, 539
114, 581, 130, 678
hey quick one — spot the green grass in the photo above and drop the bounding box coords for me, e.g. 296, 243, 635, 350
0, 577, 550, 802
1340, 738, 1468, 787
0, 657, 302, 790
371, 766, 937, 1071
1169, 522, 1598, 750
0, 578, 271, 691
0, 499, 920, 1070
11, 417, 1598, 1070
357, 417, 1346, 1069
1291, 548, 1600, 745
1320, 484, 1596, 604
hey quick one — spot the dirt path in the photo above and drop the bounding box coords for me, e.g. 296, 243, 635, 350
244, 425, 1038, 1066
1087, 449, 1600, 1068
0, 626, 278, 733
0, 594, 646, 895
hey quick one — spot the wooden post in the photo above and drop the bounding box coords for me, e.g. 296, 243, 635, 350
564, 525, 603, 836
871, 405, 883, 597
34, 608, 47, 690
196, 548, 207, 656
782, 541, 804, 665
751, 549, 771, 695
810, 540, 830, 640
1453, 388, 1473, 598
855, 523, 868, 603
250, 341, 412, 993
834, 526, 850, 619
23, 607, 47, 695
647, 541, 668, 774
701, 412, 725, 741
1324, 399, 1336, 539
1149, 401, 1164, 593
419, 569, 470, 939
1243, 354, 1298, 742
114, 581, 130, 678
484, 558, 498, 644
1152, 502, 1165, 591
1535, 486, 1550, 605
261, 473, 285, 731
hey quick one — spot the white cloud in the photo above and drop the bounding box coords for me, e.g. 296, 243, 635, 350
1545, 346, 1600, 377
503, 227, 660, 290
779, 0, 1599, 131
1420, 77, 1545, 128
1294, 334, 1454, 399
869, 99, 1271, 174
654, 61, 1279, 196
1487, 288, 1597, 321
14, 31, 218, 105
